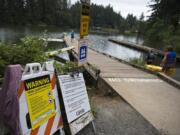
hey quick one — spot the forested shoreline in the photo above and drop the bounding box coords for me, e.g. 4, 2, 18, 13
0, 0, 180, 52
145, 0, 180, 52
0, 0, 143, 33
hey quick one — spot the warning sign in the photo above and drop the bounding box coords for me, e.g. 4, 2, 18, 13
80, 15, 90, 37
24, 75, 56, 129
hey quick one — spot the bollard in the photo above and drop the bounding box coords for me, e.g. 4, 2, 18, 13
0, 65, 23, 135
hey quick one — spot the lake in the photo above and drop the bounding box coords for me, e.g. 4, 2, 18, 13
0, 26, 144, 60
0, 26, 179, 81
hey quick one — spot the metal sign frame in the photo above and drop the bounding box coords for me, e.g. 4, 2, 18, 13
18, 62, 64, 135
57, 73, 95, 135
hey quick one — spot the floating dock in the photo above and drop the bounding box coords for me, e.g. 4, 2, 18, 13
65, 36, 180, 135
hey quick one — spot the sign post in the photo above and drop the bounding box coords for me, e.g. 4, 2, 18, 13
80, 0, 90, 5
78, 0, 91, 66
80, 0, 91, 38
59, 1, 95, 133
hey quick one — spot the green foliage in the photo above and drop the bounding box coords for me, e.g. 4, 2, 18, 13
125, 14, 138, 32
148, 0, 180, 28
129, 58, 145, 67
145, 18, 180, 53
54, 61, 79, 75
18, 37, 47, 63
145, 0, 180, 53
90, 4, 122, 29
137, 13, 147, 37
69, 2, 81, 28
87, 86, 98, 117
0, 0, 71, 26
0, 37, 47, 77
0, 0, 142, 33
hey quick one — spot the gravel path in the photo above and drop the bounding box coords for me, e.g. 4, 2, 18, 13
77, 89, 160, 135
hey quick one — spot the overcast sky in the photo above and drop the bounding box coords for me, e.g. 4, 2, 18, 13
71, 0, 151, 19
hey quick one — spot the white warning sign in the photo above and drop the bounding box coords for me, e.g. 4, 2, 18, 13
58, 73, 91, 123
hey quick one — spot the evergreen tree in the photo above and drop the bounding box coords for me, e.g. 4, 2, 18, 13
0, 0, 141, 33
137, 13, 146, 37
125, 14, 138, 32
148, 0, 180, 28
145, 0, 180, 51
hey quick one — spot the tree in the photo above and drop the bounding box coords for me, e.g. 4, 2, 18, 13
144, 0, 180, 52
137, 13, 146, 37
69, 2, 81, 28
0, 37, 47, 77
0, 0, 6, 24
125, 14, 138, 32
148, 0, 180, 29
0, 0, 24, 24
0, 0, 142, 33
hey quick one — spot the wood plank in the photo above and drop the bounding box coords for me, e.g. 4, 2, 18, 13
65, 36, 180, 135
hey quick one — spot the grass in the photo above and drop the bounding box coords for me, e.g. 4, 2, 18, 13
87, 86, 99, 118
129, 58, 145, 67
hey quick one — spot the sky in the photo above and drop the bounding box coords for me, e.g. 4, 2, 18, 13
71, 0, 151, 19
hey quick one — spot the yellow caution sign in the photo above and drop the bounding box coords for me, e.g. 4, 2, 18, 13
80, 15, 90, 37
25, 75, 56, 130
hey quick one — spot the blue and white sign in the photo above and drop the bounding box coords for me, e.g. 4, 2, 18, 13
80, 45, 87, 60
78, 40, 88, 65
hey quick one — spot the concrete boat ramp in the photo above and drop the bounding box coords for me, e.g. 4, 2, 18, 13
64, 37, 180, 135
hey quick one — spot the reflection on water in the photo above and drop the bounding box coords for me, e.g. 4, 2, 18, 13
110, 35, 144, 45
57, 52, 69, 61
88, 34, 180, 81
0, 26, 64, 43
46, 42, 65, 51
88, 34, 145, 61
0, 26, 179, 81
0, 26, 145, 61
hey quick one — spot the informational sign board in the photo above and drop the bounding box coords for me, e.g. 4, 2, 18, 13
78, 39, 88, 65
58, 73, 91, 123
25, 75, 56, 129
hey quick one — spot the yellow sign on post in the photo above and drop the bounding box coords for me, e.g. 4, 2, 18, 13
80, 15, 90, 37
25, 75, 56, 130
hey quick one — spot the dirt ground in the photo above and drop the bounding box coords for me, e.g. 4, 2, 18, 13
77, 88, 161, 135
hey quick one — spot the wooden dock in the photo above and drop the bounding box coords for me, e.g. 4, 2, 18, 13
109, 38, 180, 61
65, 36, 180, 135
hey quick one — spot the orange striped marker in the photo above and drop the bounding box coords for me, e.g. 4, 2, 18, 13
18, 81, 24, 99
44, 115, 56, 135
30, 126, 40, 135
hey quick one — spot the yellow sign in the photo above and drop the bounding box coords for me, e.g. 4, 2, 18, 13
80, 15, 90, 37
25, 75, 56, 130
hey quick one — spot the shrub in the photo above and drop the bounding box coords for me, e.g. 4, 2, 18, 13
0, 36, 47, 77
145, 18, 180, 54
129, 58, 145, 67
54, 61, 79, 75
